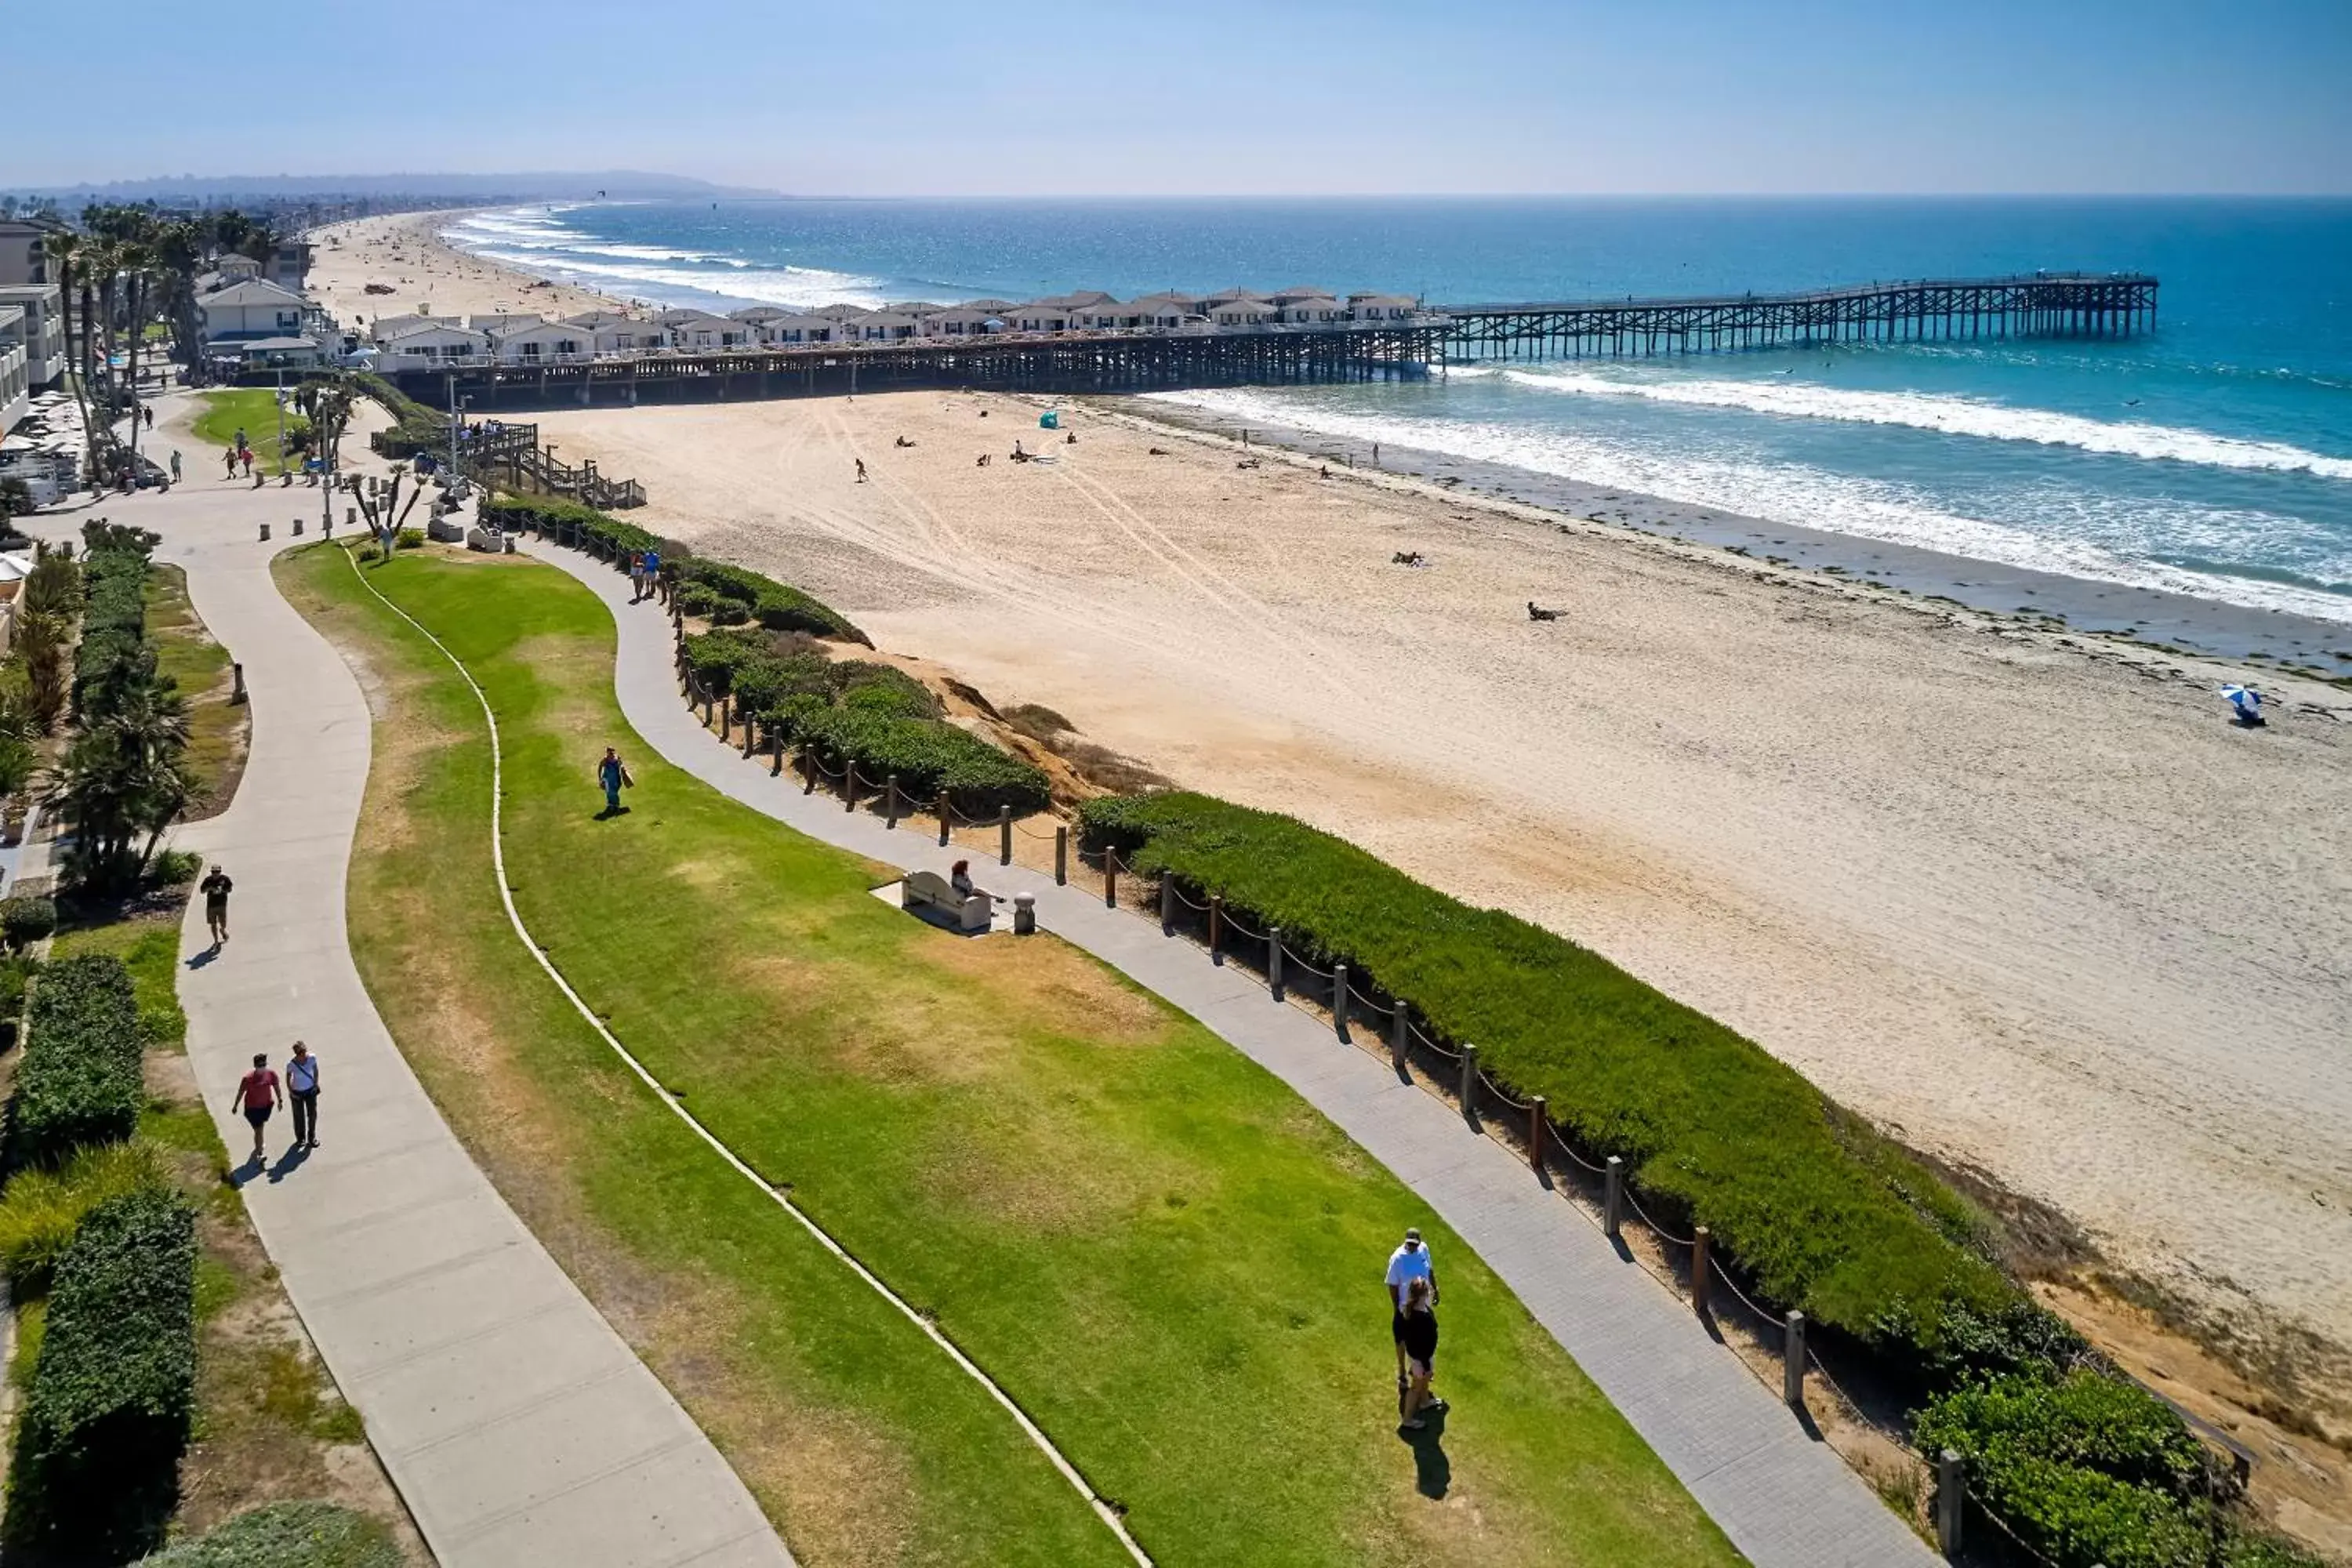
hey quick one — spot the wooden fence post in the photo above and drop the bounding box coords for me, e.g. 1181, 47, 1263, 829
885, 776, 901, 829
741, 710, 756, 757
937, 793, 949, 848
1160, 877, 1174, 935
844, 768, 858, 814
1054, 826, 1068, 885
1458, 1043, 1477, 1120
1268, 929, 1284, 1000
1784, 1312, 1806, 1408
1691, 1226, 1713, 1319
1936, 1450, 1963, 1555
1208, 896, 1223, 962
1604, 1156, 1624, 1240
1333, 964, 1350, 1041
998, 806, 1011, 866
1104, 851, 1118, 908
771, 731, 783, 776
1389, 1008, 1407, 1073
1529, 1096, 1547, 1177
801, 747, 817, 795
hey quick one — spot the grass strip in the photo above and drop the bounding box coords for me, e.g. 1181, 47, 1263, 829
282, 540, 1744, 1568
191, 390, 308, 475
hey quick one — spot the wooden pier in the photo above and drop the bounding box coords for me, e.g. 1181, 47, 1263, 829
383, 273, 2154, 411
1442, 273, 2157, 360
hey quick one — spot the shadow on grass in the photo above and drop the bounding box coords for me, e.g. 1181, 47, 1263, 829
1397, 1403, 1453, 1499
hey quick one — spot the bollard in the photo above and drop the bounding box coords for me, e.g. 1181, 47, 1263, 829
292, 517, 303, 535
742, 711, 756, 757
1603, 1156, 1624, 1240
259, 521, 271, 541
1389, 1008, 1408, 1073
1691, 1226, 1713, 1319
346, 506, 357, 528
1268, 928, 1284, 1000
1529, 1096, 1548, 1177
1333, 964, 1350, 1041
1459, 1043, 1478, 1120
1160, 876, 1175, 935
937, 792, 950, 848
844, 768, 858, 814
1104, 851, 1117, 909
1012, 893, 1036, 935
801, 747, 817, 794
885, 776, 900, 829
998, 805, 1011, 866
1935, 1450, 1963, 1555
1054, 826, 1068, 885
771, 731, 783, 776
1208, 895, 1223, 960
230, 662, 248, 706
1784, 1312, 1806, 1408
720, 699, 731, 744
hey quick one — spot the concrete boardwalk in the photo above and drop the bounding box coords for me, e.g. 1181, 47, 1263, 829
529, 539, 1942, 1568
38, 482, 792, 1568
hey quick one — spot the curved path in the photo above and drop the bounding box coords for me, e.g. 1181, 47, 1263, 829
34, 477, 793, 1568
525, 536, 1941, 1568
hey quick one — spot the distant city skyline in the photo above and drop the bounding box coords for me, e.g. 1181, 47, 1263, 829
13, 0, 2349, 196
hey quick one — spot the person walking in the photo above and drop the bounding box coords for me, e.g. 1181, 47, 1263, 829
1396, 1276, 1443, 1430
199, 863, 233, 948
230, 1052, 282, 1164
223, 445, 238, 478
1385, 1226, 1437, 1392
286, 1040, 321, 1150
641, 546, 661, 604
597, 746, 633, 815
855, 456, 867, 483
169, 448, 182, 483
627, 551, 645, 602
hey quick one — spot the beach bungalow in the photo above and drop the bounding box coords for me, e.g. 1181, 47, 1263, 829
1348, 293, 1420, 321
1267, 285, 1337, 307
919, 306, 1005, 337
1122, 294, 1200, 330
728, 306, 793, 325
754, 314, 840, 345
853, 311, 924, 341
1276, 293, 1348, 325
1011, 302, 1074, 334
664, 312, 752, 351
565, 308, 636, 331
962, 299, 1018, 314
197, 278, 309, 345
372, 320, 490, 372
470, 313, 550, 339
1200, 287, 1270, 311
1210, 297, 1276, 328
813, 303, 873, 323
593, 321, 666, 354
489, 321, 592, 365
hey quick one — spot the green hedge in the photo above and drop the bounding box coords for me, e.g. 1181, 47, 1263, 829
481, 492, 662, 558
137, 1501, 401, 1568
1915, 1372, 2321, 1568
74, 521, 162, 717
5, 1185, 198, 1560
354, 372, 449, 459
800, 707, 1050, 815
1076, 792, 2007, 1344
5, 954, 145, 1169
676, 557, 868, 643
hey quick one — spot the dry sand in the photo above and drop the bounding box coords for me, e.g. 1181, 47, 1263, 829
315, 215, 2352, 1410
307, 212, 626, 332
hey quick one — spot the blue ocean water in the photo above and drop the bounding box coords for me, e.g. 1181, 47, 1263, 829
445, 198, 2352, 626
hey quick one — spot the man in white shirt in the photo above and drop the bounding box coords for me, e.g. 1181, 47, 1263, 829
1385, 1227, 1437, 1387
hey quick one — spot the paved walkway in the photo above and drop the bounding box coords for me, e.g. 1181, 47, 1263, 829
31, 478, 793, 1568
527, 539, 1941, 1568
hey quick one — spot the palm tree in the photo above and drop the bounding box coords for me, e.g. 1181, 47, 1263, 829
43, 681, 190, 892
15, 608, 73, 734
42, 230, 98, 488
117, 239, 157, 470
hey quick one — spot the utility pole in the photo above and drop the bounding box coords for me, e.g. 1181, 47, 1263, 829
274, 366, 285, 480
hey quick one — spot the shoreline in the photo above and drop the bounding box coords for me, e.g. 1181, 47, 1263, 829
1113, 394, 2352, 681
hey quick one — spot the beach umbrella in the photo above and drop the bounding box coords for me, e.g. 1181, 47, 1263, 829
2221, 684, 2263, 721
1040, 408, 1060, 430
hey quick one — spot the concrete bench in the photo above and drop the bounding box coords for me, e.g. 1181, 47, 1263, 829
902, 869, 993, 932
466, 527, 515, 554
426, 516, 466, 543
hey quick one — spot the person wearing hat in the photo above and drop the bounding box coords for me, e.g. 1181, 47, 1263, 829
1385, 1226, 1439, 1392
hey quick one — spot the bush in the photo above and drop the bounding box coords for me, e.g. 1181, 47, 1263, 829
148, 848, 204, 887
5, 953, 144, 1168
1076, 791, 2011, 1347
675, 557, 868, 644
479, 493, 661, 558
136, 1501, 401, 1568
0, 895, 58, 948
5, 1185, 198, 1560
831, 662, 940, 719
395, 528, 425, 550
800, 707, 1050, 815
0, 1140, 169, 1294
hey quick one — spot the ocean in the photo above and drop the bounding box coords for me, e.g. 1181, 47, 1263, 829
444, 198, 2352, 645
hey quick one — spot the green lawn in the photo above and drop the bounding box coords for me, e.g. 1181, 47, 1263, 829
278, 541, 1744, 1568
146, 564, 247, 818
191, 390, 309, 476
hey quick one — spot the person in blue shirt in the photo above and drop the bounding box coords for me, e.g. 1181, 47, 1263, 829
641, 548, 662, 604
596, 746, 633, 815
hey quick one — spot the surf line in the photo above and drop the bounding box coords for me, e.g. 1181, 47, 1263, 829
336, 543, 1153, 1567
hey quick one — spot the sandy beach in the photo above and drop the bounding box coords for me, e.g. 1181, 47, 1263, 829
307, 210, 626, 333
310, 216, 2352, 1407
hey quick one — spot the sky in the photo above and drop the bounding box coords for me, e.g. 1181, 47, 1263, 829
12, 0, 2350, 195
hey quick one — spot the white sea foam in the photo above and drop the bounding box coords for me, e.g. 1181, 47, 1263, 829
1145, 388, 2352, 626
1498, 368, 2352, 482
466, 249, 891, 310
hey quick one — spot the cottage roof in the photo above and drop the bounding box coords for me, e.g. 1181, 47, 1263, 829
728, 306, 793, 322
201, 279, 305, 310
565, 310, 636, 328
1349, 292, 1418, 307
377, 319, 482, 343
813, 303, 873, 320
490, 320, 586, 343
961, 299, 1018, 312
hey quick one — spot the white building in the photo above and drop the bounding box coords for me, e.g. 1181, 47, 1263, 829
488, 320, 593, 365
197, 278, 315, 350
0, 218, 67, 289
1011, 302, 1073, 333
1276, 294, 1347, 325
1121, 295, 1200, 330
664, 312, 751, 351
754, 314, 840, 345
920, 306, 1004, 337
372, 320, 491, 373
851, 311, 923, 341
0, 285, 68, 387
1348, 293, 1420, 321
728, 306, 793, 326
0, 308, 28, 435
1209, 297, 1274, 328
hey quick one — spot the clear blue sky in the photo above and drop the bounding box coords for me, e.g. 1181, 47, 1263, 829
15, 0, 2349, 194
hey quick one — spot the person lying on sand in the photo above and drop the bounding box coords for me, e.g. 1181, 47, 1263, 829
1148, 447, 1170, 456
895, 435, 915, 448
1527, 601, 1562, 622
1392, 551, 1427, 566
976, 453, 990, 466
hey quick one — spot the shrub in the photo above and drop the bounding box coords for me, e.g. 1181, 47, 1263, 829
831, 662, 940, 719
5, 1185, 198, 1560
136, 1501, 401, 1568
148, 848, 204, 887
478, 493, 661, 558
0, 895, 58, 948
396, 528, 425, 550
5, 953, 144, 1168
676, 558, 868, 644
800, 708, 1049, 815
0, 1139, 169, 1294
1075, 791, 2011, 1346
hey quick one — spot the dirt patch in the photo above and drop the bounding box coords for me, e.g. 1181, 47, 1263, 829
917, 929, 1171, 1049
